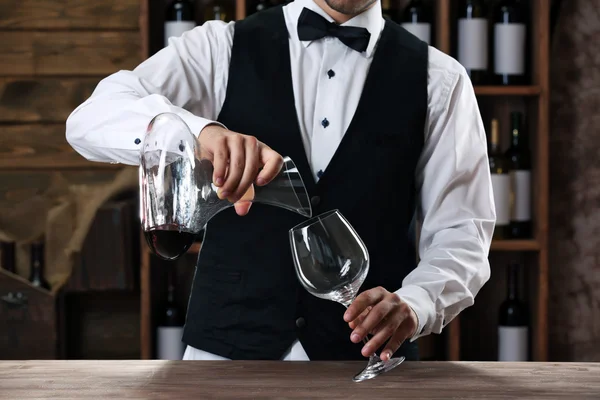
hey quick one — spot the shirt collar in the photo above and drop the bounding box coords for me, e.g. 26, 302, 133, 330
285, 0, 384, 58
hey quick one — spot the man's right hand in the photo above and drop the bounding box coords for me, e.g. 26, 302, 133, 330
199, 124, 284, 216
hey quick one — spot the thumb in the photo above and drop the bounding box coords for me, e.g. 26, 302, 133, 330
234, 201, 252, 216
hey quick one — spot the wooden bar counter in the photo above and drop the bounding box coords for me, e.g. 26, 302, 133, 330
0, 361, 598, 399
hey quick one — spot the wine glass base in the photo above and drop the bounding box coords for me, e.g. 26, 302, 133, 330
352, 356, 405, 382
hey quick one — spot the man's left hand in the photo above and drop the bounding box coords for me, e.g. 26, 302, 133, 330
343, 287, 418, 361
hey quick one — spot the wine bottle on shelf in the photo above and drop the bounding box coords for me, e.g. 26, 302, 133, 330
29, 241, 51, 290
164, 0, 196, 47
0, 241, 16, 273
498, 262, 529, 361
505, 112, 532, 238
204, 0, 232, 22
255, 0, 269, 13
401, 0, 432, 44
457, 0, 489, 85
381, 0, 398, 22
156, 269, 185, 360
489, 118, 511, 240
493, 0, 528, 85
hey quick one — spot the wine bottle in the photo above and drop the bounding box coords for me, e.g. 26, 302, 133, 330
401, 0, 432, 44
203, 0, 231, 22
250, 0, 272, 15
498, 262, 529, 361
255, 0, 269, 13
0, 241, 16, 273
505, 112, 532, 238
493, 0, 528, 85
381, 0, 398, 22
29, 241, 50, 290
164, 0, 196, 47
489, 119, 510, 239
156, 269, 185, 360
457, 0, 489, 84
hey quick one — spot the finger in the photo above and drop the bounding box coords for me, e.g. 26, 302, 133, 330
348, 306, 372, 330
359, 308, 404, 357
344, 287, 386, 323
219, 136, 245, 200
380, 317, 413, 361
234, 201, 252, 216
350, 300, 394, 345
211, 136, 228, 187
233, 184, 255, 216
232, 136, 260, 202
256, 145, 284, 186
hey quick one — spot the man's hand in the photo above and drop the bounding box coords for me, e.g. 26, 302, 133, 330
199, 125, 284, 216
343, 287, 418, 361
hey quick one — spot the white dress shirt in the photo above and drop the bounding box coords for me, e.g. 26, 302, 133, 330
66, 0, 494, 361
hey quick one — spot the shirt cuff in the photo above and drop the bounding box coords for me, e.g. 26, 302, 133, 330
173, 109, 226, 138
394, 284, 436, 342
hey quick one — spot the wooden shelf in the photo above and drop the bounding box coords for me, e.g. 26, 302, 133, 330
490, 240, 540, 252
474, 86, 542, 96
139, 0, 551, 363
0, 269, 54, 297
436, 0, 549, 363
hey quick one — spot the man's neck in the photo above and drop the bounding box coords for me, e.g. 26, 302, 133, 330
312, 0, 377, 24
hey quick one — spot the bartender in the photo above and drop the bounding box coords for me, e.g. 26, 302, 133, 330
66, 0, 495, 362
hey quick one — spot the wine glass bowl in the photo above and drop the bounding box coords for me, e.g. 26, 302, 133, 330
289, 209, 405, 382
289, 209, 368, 306
139, 112, 312, 260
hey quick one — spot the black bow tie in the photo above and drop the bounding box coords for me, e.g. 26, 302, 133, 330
297, 8, 371, 53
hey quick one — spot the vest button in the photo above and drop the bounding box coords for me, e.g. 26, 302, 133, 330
296, 317, 306, 328
310, 196, 320, 207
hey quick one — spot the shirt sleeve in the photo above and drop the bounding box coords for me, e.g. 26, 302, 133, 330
65, 20, 235, 165
395, 47, 495, 341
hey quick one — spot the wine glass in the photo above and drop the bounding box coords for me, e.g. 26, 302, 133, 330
140, 112, 312, 260
289, 209, 405, 382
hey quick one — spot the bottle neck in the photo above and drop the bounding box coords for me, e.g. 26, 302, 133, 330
167, 269, 176, 304
507, 264, 519, 300
30, 243, 44, 275
510, 113, 526, 148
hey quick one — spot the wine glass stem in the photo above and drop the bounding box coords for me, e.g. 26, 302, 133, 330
342, 303, 380, 358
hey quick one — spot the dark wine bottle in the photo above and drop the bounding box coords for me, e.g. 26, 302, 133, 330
401, 0, 432, 45
381, 0, 399, 22
164, 0, 196, 47
489, 119, 511, 240
156, 269, 185, 360
505, 112, 532, 238
493, 0, 528, 85
0, 241, 16, 273
457, 0, 489, 85
498, 262, 529, 361
29, 241, 50, 290
251, 0, 272, 15
203, 0, 232, 22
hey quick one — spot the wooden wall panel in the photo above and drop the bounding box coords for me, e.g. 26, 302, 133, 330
0, 32, 141, 76
0, 124, 121, 169
0, 0, 140, 30
548, 0, 600, 362
0, 171, 120, 204
0, 78, 99, 123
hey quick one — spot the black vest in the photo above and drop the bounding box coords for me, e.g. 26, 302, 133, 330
182, 6, 428, 361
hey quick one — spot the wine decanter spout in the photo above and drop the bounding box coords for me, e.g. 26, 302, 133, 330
139, 112, 312, 261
